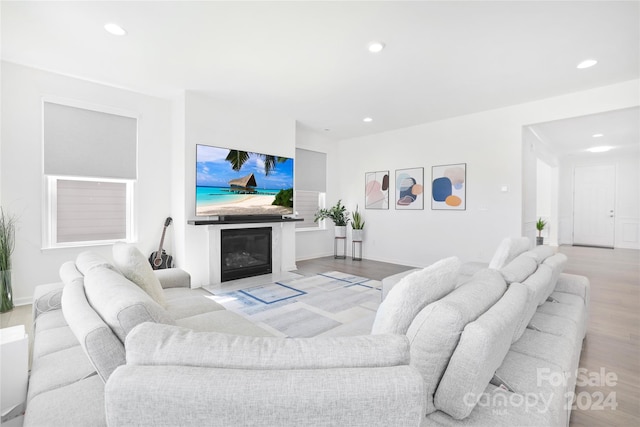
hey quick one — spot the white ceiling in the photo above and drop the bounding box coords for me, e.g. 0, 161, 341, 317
528, 107, 640, 158
2, 1, 639, 143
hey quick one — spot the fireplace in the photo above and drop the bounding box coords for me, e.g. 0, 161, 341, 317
220, 227, 272, 282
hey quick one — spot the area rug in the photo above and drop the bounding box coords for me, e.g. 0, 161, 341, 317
206, 272, 382, 338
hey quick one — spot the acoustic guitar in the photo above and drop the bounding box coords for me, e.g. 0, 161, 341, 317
149, 217, 173, 269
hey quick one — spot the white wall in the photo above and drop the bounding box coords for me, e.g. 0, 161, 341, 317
558, 149, 640, 249
294, 124, 340, 260
0, 62, 173, 304
173, 91, 297, 286
330, 80, 639, 267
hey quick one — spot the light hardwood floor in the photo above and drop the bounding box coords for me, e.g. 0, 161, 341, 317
2, 246, 638, 425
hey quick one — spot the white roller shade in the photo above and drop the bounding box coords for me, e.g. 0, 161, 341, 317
295, 148, 326, 192
44, 102, 137, 179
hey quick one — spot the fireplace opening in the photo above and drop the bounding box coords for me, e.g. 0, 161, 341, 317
220, 227, 272, 282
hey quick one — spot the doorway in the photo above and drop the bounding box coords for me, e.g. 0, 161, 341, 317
573, 164, 616, 248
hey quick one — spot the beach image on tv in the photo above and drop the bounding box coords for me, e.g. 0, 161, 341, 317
196, 145, 294, 216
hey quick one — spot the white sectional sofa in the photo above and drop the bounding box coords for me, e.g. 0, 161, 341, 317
22, 239, 589, 426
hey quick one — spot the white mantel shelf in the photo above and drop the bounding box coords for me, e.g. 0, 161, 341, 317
188, 217, 303, 226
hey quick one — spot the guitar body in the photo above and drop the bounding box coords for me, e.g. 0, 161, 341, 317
149, 250, 173, 270
150, 217, 173, 270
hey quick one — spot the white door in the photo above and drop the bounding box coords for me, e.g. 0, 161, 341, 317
573, 165, 616, 248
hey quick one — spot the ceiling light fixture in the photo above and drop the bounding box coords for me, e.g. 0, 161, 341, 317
577, 59, 597, 69
104, 23, 127, 36
367, 41, 385, 53
363, 117, 373, 123
592, 133, 604, 138
587, 146, 613, 153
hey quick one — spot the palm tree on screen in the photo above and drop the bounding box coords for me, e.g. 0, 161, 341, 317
225, 150, 288, 176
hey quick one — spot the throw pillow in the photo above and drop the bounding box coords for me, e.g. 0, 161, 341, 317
112, 243, 166, 307
371, 256, 461, 335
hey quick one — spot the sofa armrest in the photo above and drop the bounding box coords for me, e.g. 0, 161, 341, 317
32, 282, 65, 321
153, 268, 190, 289
105, 365, 425, 427
554, 273, 590, 308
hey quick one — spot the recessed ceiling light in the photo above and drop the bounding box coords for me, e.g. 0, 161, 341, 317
367, 42, 385, 53
363, 117, 373, 123
587, 146, 613, 153
577, 59, 597, 69
104, 23, 127, 36
592, 133, 604, 138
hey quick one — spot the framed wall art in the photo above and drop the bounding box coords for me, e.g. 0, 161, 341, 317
431, 163, 466, 210
395, 168, 424, 210
365, 170, 389, 209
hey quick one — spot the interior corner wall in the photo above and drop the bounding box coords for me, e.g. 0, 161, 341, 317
294, 124, 340, 260
180, 91, 297, 286
334, 80, 640, 267
0, 61, 173, 303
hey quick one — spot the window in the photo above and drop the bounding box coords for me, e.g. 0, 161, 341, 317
295, 148, 327, 230
43, 101, 137, 248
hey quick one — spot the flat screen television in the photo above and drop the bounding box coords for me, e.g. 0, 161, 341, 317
196, 144, 294, 218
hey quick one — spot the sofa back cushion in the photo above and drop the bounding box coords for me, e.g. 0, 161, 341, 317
372, 257, 461, 335
433, 282, 528, 419
488, 237, 531, 270
112, 243, 167, 306
511, 264, 553, 343
406, 268, 507, 414
60, 262, 126, 382
75, 251, 116, 275
126, 323, 410, 370
84, 266, 175, 343
521, 245, 555, 264
542, 253, 568, 299
499, 253, 538, 285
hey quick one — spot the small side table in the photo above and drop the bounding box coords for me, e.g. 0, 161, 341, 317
352, 240, 363, 261
334, 237, 347, 259
1, 325, 28, 425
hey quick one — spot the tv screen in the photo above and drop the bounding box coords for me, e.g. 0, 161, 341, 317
196, 144, 294, 217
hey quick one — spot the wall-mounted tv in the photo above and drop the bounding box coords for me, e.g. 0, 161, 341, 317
196, 144, 294, 217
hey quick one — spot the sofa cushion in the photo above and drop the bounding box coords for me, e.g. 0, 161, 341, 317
521, 245, 555, 264
510, 263, 554, 343
405, 268, 507, 414
76, 251, 115, 275
23, 375, 106, 427
112, 243, 166, 306
372, 257, 460, 335
542, 253, 568, 299
175, 310, 275, 337
126, 323, 410, 370
499, 253, 538, 284
27, 345, 97, 402
84, 266, 175, 343
488, 237, 531, 269
62, 267, 126, 382
434, 282, 528, 419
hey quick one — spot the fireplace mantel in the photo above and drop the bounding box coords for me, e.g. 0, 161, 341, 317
188, 217, 303, 226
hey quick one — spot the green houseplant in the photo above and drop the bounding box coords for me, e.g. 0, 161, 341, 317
536, 217, 547, 246
314, 200, 350, 237
351, 205, 365, 242
0, 208, 17, 313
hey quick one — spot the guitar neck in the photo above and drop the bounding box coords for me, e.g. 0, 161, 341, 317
155, 226, 168, 261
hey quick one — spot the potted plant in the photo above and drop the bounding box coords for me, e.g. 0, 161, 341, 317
0, 208, 16, 313
351, 205, 365, 242
536, 217, 547, 246
314, 200, 350, 237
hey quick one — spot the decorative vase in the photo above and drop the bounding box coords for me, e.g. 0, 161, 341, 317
0, 269, 13, 313
335, 226, 347, 238
536, 236, 544, 246
352, 229, 364, 242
